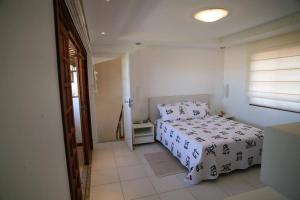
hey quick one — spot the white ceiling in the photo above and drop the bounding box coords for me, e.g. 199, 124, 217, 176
82, 0, 300, 58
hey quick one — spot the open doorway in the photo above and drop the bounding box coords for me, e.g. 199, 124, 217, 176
95, 58, 124, 142
94, 55, 133, 150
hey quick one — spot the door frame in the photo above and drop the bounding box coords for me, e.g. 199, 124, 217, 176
53, 0, 93, 199
121, 53, 133, 151
74, 41, 93, 164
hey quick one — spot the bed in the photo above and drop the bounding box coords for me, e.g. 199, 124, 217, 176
149, 94, 264, 184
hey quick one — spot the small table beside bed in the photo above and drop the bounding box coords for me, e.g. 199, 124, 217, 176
149, 94, 264, 185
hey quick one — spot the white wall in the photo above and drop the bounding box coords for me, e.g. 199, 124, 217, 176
223, 32, 300, 127
0, 0, 70, 199
129, 46, 224, 121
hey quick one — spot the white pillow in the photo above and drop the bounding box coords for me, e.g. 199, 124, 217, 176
157, 103, 188, 121
183, 101, 209, 119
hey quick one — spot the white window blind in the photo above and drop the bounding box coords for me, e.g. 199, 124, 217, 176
248, 43, 300, 112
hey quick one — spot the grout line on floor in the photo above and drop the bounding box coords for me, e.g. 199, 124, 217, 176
113, 145, 126, 200
91, 141, 262, 200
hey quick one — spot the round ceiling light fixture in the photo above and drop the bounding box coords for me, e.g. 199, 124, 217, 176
194, 8, 229, 22
100, 32, 106, 36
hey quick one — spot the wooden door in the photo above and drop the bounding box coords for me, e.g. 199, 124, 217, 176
77, 54, 92, 164
57, 22, 82, 200
53, 0, 92, 199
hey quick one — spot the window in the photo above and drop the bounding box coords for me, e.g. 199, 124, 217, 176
248, 43, 300, 113
70, 64, 79, 97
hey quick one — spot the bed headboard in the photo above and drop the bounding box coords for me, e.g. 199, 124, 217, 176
148, 94, 210, 123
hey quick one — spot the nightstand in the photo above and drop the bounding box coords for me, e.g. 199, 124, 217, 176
132, 122, 154, 145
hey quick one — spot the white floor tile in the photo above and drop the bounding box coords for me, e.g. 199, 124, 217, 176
134, 151, 151, 165
143, 163, 156, 177
114, 149, 135, 158
113, 142, 131, 155
113, 141, 128, 148
92, 156, 116, 171
91, 168, 119, 186
216, 173, 255, 196
121, 178, 156, 200
134, 143, 165, 155
93, 149, 115, 160
94, 142, 113, 150
188, 181, 228, 200
116, 154, 141, 167
90, 182, 124, 200
118, 164, 147, 181
175, 172, 192, 188
150, 175, 185, 193
239, 166, 265, 189
135, 195, 160, 200
91, 142, 261, 200
159, 189, 196, 200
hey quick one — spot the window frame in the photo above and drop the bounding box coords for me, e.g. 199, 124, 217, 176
247, 42, 300, 113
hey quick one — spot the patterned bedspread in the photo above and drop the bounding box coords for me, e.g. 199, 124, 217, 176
156, 115, 263, 184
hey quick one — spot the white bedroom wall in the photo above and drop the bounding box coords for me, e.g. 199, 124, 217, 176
0, 0, 70, 199
223, 31, 300, 127
129, 46, 224, 122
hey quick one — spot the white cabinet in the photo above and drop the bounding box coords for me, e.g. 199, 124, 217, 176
132, 122, 154, 145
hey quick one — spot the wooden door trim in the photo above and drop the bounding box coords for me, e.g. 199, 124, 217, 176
67, 22, 93, 164
53, 0, 93, 199
78, 56, 93, 164
79, 49, 93, 153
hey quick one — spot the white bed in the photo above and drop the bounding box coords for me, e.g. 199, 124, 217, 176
149, 95, 264, 184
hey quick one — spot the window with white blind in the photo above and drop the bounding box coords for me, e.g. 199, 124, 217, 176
248, 43, 300, 113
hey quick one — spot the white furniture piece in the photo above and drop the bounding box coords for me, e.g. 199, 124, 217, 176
227, 122, 300, 200
132, 122, 154, 145
261, 122, 300, 200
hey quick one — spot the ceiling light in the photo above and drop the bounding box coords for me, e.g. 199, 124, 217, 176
105, 0, 111, 2
194, 8, 229, 22
100, 32, 106, 36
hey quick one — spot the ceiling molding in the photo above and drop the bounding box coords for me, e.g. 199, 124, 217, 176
83, 0, 300, 55
64, 0, 92, 53
219, 11, 300, 47
93, 57, 118, 65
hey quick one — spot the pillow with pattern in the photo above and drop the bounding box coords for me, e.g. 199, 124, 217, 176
183, 101, 209, 119
157, 103, 188, 121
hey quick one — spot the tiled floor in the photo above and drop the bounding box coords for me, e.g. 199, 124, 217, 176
90, 141, 265, 200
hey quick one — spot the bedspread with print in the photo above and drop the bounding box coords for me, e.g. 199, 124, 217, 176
156, 115, 263, 184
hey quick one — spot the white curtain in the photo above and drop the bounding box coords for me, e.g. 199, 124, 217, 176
248, 43, 300, 112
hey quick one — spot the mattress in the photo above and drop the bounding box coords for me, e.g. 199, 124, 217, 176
156, 115, 264, 184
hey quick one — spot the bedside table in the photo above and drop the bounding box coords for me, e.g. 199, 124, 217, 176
132, 122, 154, 145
